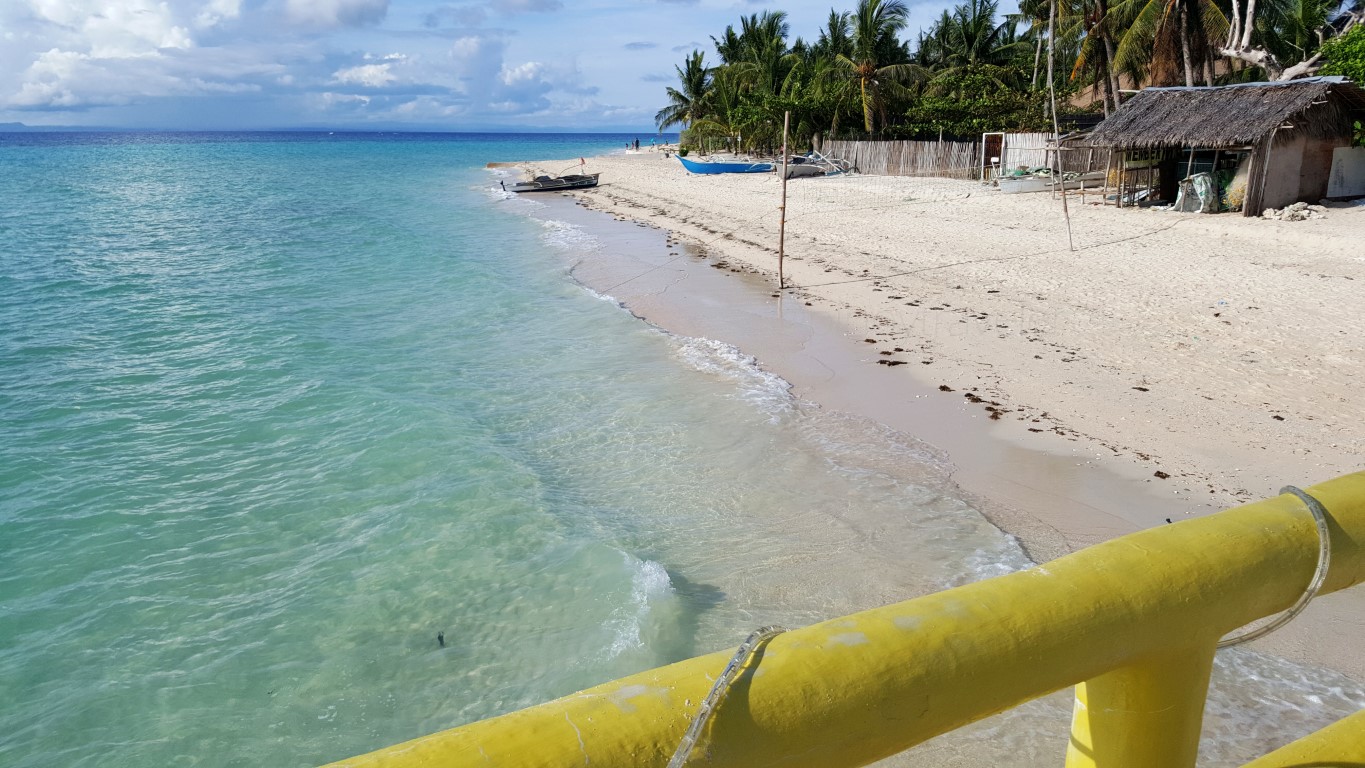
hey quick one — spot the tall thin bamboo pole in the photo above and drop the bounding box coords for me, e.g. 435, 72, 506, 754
779, 111, 789, 290
1047, 0, 1075, 250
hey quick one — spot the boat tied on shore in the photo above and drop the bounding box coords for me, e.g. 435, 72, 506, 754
507, 173, 600, 193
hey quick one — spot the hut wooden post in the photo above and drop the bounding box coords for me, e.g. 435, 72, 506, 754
1103, 150, 1113, 206
1147, 150, 1155, 202
1117, 152, 1127, 208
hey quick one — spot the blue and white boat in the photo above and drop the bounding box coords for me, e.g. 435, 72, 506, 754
677, 156, 774, 174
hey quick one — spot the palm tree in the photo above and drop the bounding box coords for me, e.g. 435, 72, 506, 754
1071, 0, 1125, 113
835, 0, 921, 133
730, 11, 796, 98
1247, 0, 1338, 69
914, 11, 957, 69
942, 0, 1033, 67
655, 51, 712, 132
1109, 0, 1228, 86
712, 27, 743, 66
685, 67, 746, 152
815, 10, 856, 59
914, 0, 1035, 99
1013, 0, 1052, 86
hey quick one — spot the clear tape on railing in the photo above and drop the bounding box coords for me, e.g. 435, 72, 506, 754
667, 626, 787, 768
1216, 485, 1333, 649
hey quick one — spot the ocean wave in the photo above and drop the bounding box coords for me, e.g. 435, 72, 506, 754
949, 542, 1033, 586
579, 285, 623, 307
604, 555, 675, 659
479, 168, 535, 204
670, 336, 794, 417
539, 219, 600, 251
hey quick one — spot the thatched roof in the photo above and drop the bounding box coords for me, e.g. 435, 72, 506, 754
1086, 76, 1365, 149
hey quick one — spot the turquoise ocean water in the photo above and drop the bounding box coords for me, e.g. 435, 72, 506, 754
1, 132, 1360, 767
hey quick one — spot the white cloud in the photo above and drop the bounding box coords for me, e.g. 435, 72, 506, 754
449, 34, 505, 98
26, 0, 193, 58
12, 48, 175, 107
194, 0, 241, 29
393, 95, 465, 118
499, 61, 544, 88
318, 91, 370, 105
423, 0, 559, 28
282, 0, 388, 27
1, 0, 869, 128
7, 41, 288, 110
188, 77, 259, 92
11, 51, 108, 108
332, 62, 396, 87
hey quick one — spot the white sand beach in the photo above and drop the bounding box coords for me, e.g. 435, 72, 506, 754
520, 148, 1365, 685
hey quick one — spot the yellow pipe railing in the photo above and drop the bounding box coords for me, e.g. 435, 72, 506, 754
323, 471, 1365, 768
1241, 708, 1365, 767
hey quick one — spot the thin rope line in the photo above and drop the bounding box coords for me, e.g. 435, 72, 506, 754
792, 218, 1184, 290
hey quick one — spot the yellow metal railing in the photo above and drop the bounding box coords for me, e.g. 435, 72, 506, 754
323, 471, 1365, 768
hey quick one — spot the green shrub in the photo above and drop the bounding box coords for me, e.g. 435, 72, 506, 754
1319, 25, 1365, 85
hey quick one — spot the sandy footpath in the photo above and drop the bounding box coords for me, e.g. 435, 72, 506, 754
521, 149, 1365, 681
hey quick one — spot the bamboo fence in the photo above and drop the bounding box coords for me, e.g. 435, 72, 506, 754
817, 139, 980, 179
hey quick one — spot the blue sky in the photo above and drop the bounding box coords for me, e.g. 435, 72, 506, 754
0, 0, 987, 131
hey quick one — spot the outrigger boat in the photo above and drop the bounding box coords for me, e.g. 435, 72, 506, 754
782, 151, 853, 179
677, 156, 774, 174
997, 169, 1105, 194
508, 173, 600, 193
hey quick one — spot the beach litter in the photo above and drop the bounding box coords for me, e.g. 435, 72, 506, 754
1261, 202, 1327, 221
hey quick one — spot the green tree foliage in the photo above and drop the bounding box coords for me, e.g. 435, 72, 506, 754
1107, 0, 1227, 87
833, 0, 922, 133
901, 65, 1051, 137
1321, 25, 1365, 145
1319, 24, 1365, 83
658, 0, 1361, 147
655, 50, 712, 132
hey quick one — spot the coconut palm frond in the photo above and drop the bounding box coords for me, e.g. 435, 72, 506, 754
1112, 0, 1169, 75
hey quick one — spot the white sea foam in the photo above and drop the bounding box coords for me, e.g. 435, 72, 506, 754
539, 218, 600, 251
951, 542, 1033, 585
604, 555, 675, 659
671, 335, 794, 417
580, 285, 623, 307
480, 168, 538, 205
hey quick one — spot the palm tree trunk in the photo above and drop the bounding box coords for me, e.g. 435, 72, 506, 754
1099, 56, 1114, 117
1203, 53, 1214, 86
860, 79, 874, 134
1180, 4, 1195, 87
1046, 0, 1057, 123
1032, 36, 1043, 87
1096, 0, 1122, 109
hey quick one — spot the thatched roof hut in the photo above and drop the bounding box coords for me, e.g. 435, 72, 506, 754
1085, 77, 1365, 214
1087, 77, 1365, 149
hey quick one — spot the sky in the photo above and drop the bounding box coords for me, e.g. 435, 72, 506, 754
0, 0, 992, 131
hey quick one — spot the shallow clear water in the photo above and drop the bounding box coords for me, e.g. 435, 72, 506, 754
1, 132, 1359, 768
